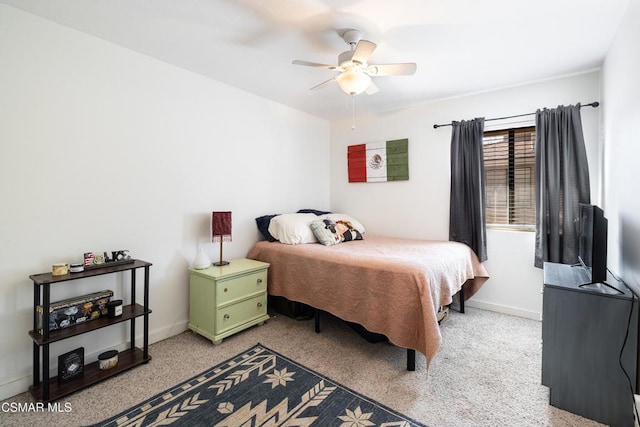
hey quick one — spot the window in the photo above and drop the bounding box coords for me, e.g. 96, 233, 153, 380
483, 126, 536, 228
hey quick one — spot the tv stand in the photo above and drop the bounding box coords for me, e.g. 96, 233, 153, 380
542, 262, 637, 426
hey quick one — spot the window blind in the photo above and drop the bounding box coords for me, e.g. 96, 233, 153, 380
483, 126, 536, 227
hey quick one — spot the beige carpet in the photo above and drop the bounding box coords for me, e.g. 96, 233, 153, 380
1, 307, 603, 426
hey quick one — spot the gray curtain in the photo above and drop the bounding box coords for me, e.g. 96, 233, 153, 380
449, 118, 487, 262
534, 104, 591, 268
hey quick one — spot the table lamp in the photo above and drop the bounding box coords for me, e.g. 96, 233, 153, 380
211, 211, 232, 266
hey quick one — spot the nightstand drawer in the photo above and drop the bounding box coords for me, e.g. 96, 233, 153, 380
216, 294, 267, 334
216, 270, 267, 306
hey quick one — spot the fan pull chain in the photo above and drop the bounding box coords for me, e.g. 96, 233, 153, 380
343, 94, 357, 130
351, 94, 356, 131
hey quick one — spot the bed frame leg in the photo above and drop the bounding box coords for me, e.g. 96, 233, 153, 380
407, 349, 416, 371
314, 309, 320, 333
459, 286, 465, 314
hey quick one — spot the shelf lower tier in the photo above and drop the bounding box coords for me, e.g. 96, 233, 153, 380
29, 347, 151, 402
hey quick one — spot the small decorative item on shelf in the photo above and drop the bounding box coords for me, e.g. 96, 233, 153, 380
98, 350, 118, 370
113, 250, 131, 261
84, 252, 94, 267
58, 347, 84, 384
93, 253, 105, 265
106, 299, 123, 318
211, 211, 232, 266
52, 263, 69, 276
69, 263, 84, 273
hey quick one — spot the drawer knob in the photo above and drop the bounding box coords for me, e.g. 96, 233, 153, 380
224, 314, 230, 320
224, 287, 228, 292
257, 302, 263, 308
257, 278, 263, 284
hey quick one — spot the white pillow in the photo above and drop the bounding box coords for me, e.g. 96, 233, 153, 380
318, 213, 366, 234
267, 213, 318, 245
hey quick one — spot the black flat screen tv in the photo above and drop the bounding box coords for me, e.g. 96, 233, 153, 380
578, 203, 608, 284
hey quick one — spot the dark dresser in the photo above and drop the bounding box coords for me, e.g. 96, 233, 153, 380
542, 262, 637, 426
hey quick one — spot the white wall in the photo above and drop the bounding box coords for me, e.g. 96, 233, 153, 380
330, 72, 601, 319
0, 5, 329, 400
602, 0, 640, 293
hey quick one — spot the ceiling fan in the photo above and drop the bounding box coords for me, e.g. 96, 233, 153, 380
292, 29, 417, 96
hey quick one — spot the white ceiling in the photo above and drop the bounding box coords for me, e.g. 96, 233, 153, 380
1, 0, 630, 120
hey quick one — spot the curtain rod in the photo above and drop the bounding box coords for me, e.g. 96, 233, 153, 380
432, 101, 600, 129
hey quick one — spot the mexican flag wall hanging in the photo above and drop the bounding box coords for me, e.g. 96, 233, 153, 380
347, 138, 409, 182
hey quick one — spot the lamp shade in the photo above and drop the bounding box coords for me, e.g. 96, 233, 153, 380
336, 70, 371, 95
211, 211, 232, 243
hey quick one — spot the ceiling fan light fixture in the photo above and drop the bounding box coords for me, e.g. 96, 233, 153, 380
336, 70, 371, 96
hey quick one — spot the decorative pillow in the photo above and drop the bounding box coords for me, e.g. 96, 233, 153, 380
255, 214, 279, 242
297, 209, 332, 216
336, 219, 363, 242
310, 219, 342, 246
318, 213, 366, 235
310, 218, 363, 246
267, 213, 318, 245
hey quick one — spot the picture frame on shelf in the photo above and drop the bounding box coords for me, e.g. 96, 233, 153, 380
58, 347, 84, 384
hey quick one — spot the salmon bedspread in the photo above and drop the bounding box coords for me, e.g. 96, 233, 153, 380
247, 235, 489, 366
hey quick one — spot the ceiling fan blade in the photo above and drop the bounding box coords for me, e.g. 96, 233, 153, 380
310, 78, 336, 91
292, 60, 339, 70
365, 81, 379, 95
367, 63, 417, 76
351, 40, 376, 64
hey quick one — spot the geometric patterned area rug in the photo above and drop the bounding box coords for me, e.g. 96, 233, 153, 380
94, 344, 427, 426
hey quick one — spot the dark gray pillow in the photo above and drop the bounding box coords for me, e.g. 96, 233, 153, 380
297, 209, 331, 215
255, 215, 279, 242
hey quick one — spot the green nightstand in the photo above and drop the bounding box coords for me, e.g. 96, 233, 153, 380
188, 258, 269, 345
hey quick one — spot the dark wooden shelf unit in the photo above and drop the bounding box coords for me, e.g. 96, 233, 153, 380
29, 259, 152, 402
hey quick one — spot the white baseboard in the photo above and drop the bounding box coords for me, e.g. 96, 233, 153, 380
0, 320, 189, 402
148, 320, 189, 345
465, 299, 541, 321
0, 376, 33, 402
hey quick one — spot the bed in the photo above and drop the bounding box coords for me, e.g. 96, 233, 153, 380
247, 233, 489, 370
